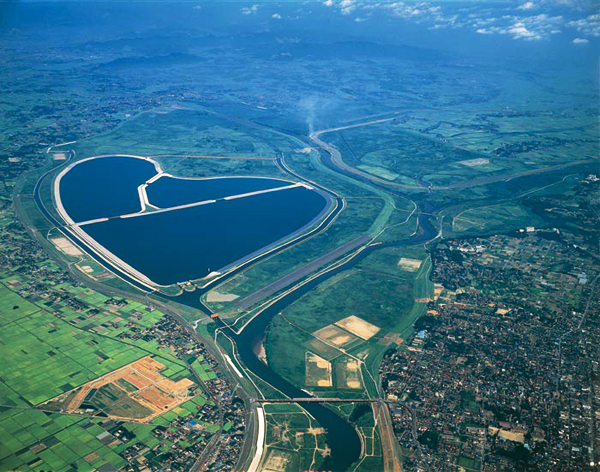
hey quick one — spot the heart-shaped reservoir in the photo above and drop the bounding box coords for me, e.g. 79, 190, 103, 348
56, 156, 330, 287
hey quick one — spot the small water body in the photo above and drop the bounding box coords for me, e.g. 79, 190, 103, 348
146, 175, 292, 208
59, 156, 156, 222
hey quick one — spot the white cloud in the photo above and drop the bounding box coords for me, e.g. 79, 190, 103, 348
510, 22, 541, 39
572, 37, 590, 43
272, 13, 282, 19
475, 14, 563, 40
380, 2, 460, 28
241, 4, 259, 15
518, 2, 537, 10
339, 0, 357, 15
320, 0, 598, 42
355, 17, 367, 22
567, 14, 600, 37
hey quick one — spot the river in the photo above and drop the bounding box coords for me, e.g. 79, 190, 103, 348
34, 152, 437, 471
176, 210, 437, 471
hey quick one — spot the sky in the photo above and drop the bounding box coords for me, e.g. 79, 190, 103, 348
6, 0, 600, 47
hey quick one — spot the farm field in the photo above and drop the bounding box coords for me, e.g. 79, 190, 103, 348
262, 402, 328, 472
325, 120, 513, 188
0, 267, 216, 472
1, 2, 598, 470
71, 107, 283, 160
452, 202, 541, 235
265, 244, 431, 398
44, 357, 196, 422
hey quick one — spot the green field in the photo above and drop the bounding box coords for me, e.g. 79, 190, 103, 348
0, 308, 146, 406
325, 120, 514, 188
72, 106, 284, 159
452, 202, 541, 235
263, 403, 328, 471
0, 264, 215, 471
0, 409, 128, 472
265, 244, 431, 398
0, 283, 41, 326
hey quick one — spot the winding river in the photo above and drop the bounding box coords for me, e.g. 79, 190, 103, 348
177, 211, 436, 471
34, 149, 437, 471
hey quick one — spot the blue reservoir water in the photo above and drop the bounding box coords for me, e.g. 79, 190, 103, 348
59, 157, 156, 222
83, 186, 327, 285
146, 175, 292, 208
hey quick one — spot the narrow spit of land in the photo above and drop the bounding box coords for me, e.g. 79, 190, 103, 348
229, 233, 371, 313
77, 182, 305, 225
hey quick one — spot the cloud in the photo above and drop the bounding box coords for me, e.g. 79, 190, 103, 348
572, 36, 590, 43
241, 4, 259, 15
322, 0, 359, 16
567, 13, 600, 37
339, 0, 357, 15
509, 22, 542, 39
380, 2, 460, 28
517, 1, 537, 10
355, 17, 367, 23
475, 14, 563, 40
272, 13, 282, 19
321, 0, 598, 41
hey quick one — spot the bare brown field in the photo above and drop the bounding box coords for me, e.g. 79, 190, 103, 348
305, 351, 332, 387
263, 448, 296, 472
335, 357, 362, 389
54, 356, 195, 422
51, 237, 83, 256
457, 157, 490, 167
398, 257, 422, 272
334, 315, 380, 341
313, 324, 361, 348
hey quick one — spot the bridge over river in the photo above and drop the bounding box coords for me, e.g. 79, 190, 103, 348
251, 397, 386, 404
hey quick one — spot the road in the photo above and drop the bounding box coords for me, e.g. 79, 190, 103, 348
375, 403, 403, 472
252, 397, 383, 403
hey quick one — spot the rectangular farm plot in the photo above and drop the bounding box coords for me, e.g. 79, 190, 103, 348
0, 311, 144, 406
50, 236, 83, 257
0, 284, 40, 326
313, 324, 363, 350
335, 357, 362, 389
44, 356, 195, 422
398, 257, 422, 272
262, 447, 299, 472
305, 352, 332, 387
334, 315, 380, 341
457, 158, 490, 167
357, 164, 399, 181
303, 338, 343, 361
